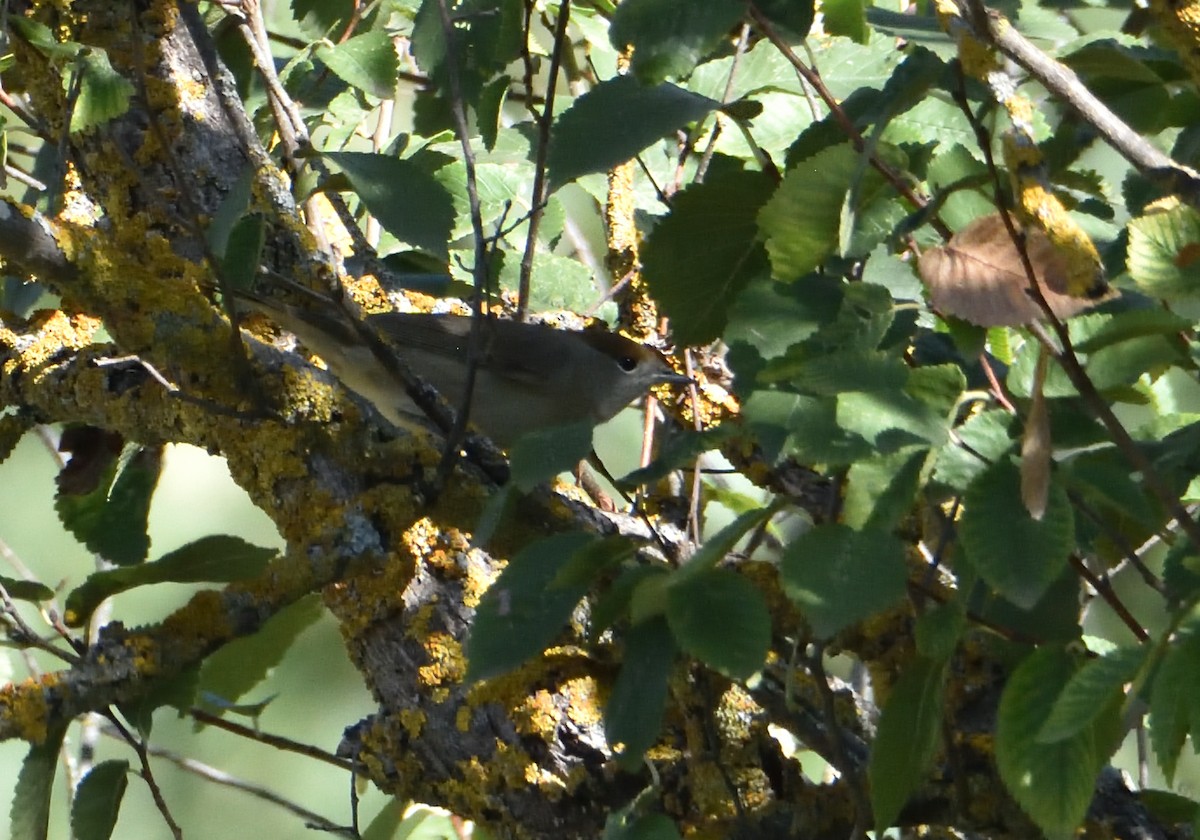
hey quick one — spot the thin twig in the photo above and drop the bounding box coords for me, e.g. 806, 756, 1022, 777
516, 0, 571, 321
951, 70, 1200, 557
809, 644, 871, 838
104, 712, 183, 839
189, 708, 357, 772
365, 96, 396, 247
0, 581, 79, 665
696, 23, 752, 184
746, 3, 950, 239
956, 0, 1200, 204
431, 0, 496, 492
1068, 555, 1148, 643
99, 723, 356, 837
684, 351, 704, 545
1068, 490, 1164, 595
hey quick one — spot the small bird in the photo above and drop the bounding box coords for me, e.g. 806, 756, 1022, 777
237, 294, 691, 446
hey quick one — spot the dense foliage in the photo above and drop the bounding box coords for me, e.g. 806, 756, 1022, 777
2, 0, 1200, 838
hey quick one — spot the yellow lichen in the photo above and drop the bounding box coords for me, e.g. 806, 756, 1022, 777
513, 690, 561, 739
398, 708, 425, 740
562, 676, 603, 728
417, 632, 466, 688
0, 673, 57, 743
6, 310, 102, 376
712, 684, 759, 744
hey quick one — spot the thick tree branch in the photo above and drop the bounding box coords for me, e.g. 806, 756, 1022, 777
948, 0, 1200, 204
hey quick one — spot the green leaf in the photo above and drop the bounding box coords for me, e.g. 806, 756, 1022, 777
604, 812, 681, 840
71, 761, 129, 840
932, 409, 1015, 492
823, 0, 869, 43
323, 152, 455, 257
466, 533, 598, 681
56, 443, 162, 567
508, 420, 595, 491
1137, 789, 1199, 824
592, 566, 667, 641
0, 575, 54, 603
206, 165, 256, 259
762, 349, 909, 393
630, 568, 673, 625
666, 568, 769, 680
477, 75, 509, 152
759, 143, 892, 279
905, 363, 967, 416
10, 17, 80, 60
1084, 335, 1184, 392
1038, 646, 1146, 743
616, 427, 736, 489
197, 594, 324, 714
120, 666, 200, 739
553, 537, 636, 592
870, 46, 947, 128
781, 524, 908, 638
960, 459, 1074, 610
361, 799, 405, 840
410, 0, 523, 102
64, 535, 277, 627
1072, 308, 1192, 353
316, 29, 399, 99
197, 692, 276, 719
1007, 338, 1077, 399
609, 0, 745, 84
643, 170, 774, 345
1062, 448, 1158, 528
742, 391, 872, 466
10, 725, 66, 840
1127, 203, 1200, 302
72, 49, 134, 134
0, 413, 32, 464
672, 504, 780, 586
837, 389, 947, 451
221, 214, 267, 291
724, 275, 845, 364
843, 446, 928, 531
1162, 540, 1200, 606
753, 0, 816, 37
1149, 631, 1200, 783
497, 252, 598, 314
915, 600, 966, 660
869, 657, 948, 834
996, 648, 1100, 840
965, 566, 1082, 644
547, 76, 721, 190
393, 804, 461, 840
605, 616, 676, 770
472, 484, 514, 549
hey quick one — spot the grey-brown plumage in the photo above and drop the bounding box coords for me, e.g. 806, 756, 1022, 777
238, 296, 689, 446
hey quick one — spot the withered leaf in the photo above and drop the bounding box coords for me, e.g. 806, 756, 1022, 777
919, 213, 1115, 327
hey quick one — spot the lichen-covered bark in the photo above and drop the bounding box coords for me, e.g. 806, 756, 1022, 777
0, 3, 1185, 839
0, 3, 793, 836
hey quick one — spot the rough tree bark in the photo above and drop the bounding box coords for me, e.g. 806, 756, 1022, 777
0, 2, 1187, 839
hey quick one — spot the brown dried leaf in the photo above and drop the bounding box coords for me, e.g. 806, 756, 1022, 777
919, 213, 1115, 327
1020, 348, 1052, 521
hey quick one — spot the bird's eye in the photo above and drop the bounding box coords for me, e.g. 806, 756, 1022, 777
618, 355, 638, 372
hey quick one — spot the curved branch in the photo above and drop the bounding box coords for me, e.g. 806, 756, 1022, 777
953, 0, 1200, 204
